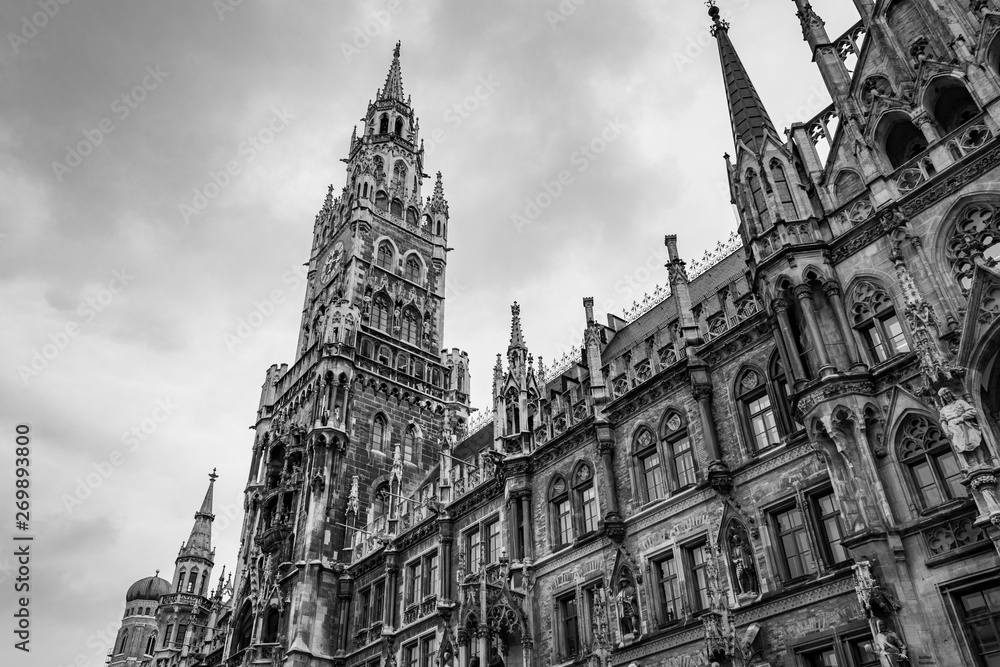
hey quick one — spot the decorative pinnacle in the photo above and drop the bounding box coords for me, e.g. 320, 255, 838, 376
509, 302, 526, 350
707, 0, 728, 34
379, 41, 405, 101
209, 468, 218, 482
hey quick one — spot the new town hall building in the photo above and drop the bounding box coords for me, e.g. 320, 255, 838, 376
110, 1, 1000, 665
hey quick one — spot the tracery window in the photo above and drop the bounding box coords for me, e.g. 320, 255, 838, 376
573, 462, 598, 535
549, 476, 573, 548
392, 161, 407, 189
946, 202, 1000, 291
746, 169, 771, 230
401, 307, 420, 345
849, 281, 910, 364
898, 415, 966, 509
372, 294, 391, 332
736, 368, 780, 452
376, 241, 394, 270
402, 424, 417, 463
662, 412, 697, 491
633, 428, 664, 503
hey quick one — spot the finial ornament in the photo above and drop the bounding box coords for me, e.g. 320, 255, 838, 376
707, 0, 729, 34
209, 468, 218, 482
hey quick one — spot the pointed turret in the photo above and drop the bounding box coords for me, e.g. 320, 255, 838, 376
378, 41, 405, 102
179, 469, 216, 562
709, 2, 778, 154
509, 301, 526, 352
429, 171, 449, 215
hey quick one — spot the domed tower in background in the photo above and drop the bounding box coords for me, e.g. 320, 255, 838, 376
108, 573, 171, 667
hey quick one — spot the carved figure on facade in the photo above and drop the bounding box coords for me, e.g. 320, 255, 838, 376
615, 571, 641, 643
938, 387, 987, 466
864, 619, 909, 667
726, 522, 759, 599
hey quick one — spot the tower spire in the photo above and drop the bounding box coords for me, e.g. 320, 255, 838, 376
509, 302, 526, 352
709, 2, 778, 153
378, 41, 405, 102
180, 470, 217, 562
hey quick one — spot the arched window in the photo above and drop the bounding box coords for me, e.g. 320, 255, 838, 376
394, 116, 404, 136
371, 414, 387, 452
661, 412, 697, 490
403, 425, 417, 462
549, 475, 572, 548
187, 568, 199, 593
767, 351, 798, 435
898, 415, 966, 509
390, 198, 403, 218
395, 352, 409, 373
834, 169, 865, 203
372, 294, 391, 332
145, 635, 156, 656
375, 190, 388, 212
926, 79, 980, 133
406, 207, 419, 226
736, 368, 780, 452
401, 308, 420, 345
849, 281, 910, 364
573, 462, 598, 535
377, 345, 391, 366
769, 160, 796, 219
360, 339, 374, 358
373, 483, 390, 517
880, 116, 927, 168
262, 607, 280, 643
392, 161, 407, 189
234, 607, 254, 652
404, 255, 421, 282
376, 241, 394, 270
117, 629, 129, 655
412, 360, 424, 380
362, 182, 369, 198
176, 570, 185, 592
746, 169, 770, 230
633, 428, 664, 503
946, 202, 1000, 291
378, 114, 389, 134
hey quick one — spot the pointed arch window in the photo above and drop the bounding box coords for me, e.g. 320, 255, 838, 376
375, 191, 388, 212
402, 425, 417, 463
404, 255, 421, 282
117, 629, 129, 655
187, 568, 199, 593
376, 241, 394, 270
769, 160, 796, 219
371, 414, 388, 452
378, 114, 389, 134
849, 281, 910, 364
406, 207, 419, 226
736, 368, 781, 452
549, 476, 573, 548
633, 428, 665, 503
391, 198, 404, 218
262, 607, 280, 643
898, 415, 966, 509
746, 169, 771, 230
401, 307, 420, 345
176, 569, 185, 592
768, 351, 799, 435
573, 462, 598, 535
661, 412, 697, 491
145, 635, 156, 656
394, 116, 404, 136
946, 202, 1000, 291
373, 483, 390, 517
393, 161, 407, 189
372, 294, 391, 332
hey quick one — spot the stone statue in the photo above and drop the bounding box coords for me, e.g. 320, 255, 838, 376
864, 619, 908, 667
729, 531, 758, 597
938, 388, 986, 465
616, 575, 641, 640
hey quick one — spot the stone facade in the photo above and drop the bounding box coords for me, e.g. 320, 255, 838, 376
115, 2, 1000, 666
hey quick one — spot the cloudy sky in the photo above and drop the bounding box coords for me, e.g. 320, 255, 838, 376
0, 1, 861, 665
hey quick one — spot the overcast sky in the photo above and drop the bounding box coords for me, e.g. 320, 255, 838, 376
0, 2, 861, 665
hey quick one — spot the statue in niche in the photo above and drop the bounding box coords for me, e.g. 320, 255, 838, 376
728, 524, 758, 598
938, 388, 987, 466
864, 619, 908, 667
615, 573, 641, 641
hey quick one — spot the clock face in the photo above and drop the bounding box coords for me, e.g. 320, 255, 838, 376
322, 242, 345, 281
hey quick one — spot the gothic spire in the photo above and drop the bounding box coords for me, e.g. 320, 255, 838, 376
428, 171, 449, 215
179, 469, 217, 562
378, 41, 405, 102
709, 2, 778, 153
509, 302, 526, 351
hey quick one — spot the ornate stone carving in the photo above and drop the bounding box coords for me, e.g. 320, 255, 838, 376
938, 387, 987, 466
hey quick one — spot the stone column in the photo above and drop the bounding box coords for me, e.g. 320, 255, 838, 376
438, 517, 454, 602
336, 571, 353, 657
772, 297, 808, 387
457, 630, 470, 667
824, 280, 865, 371
384, 549, 400, 628
793, 284, 835, 377
694, 383, 731, 494
597, 424, 625, 542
